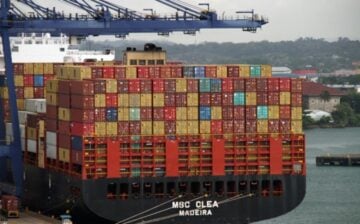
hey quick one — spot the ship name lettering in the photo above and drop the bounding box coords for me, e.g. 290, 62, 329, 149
195, 200, 219, 209
179, 209, 213, 216
172, 201, 191, 209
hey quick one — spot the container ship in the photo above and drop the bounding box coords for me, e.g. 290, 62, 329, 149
0, 43, 306, 224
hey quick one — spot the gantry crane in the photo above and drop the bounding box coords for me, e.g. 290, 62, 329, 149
0, 0, 268, 197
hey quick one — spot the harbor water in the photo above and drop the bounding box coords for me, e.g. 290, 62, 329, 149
255, 127, 360, 224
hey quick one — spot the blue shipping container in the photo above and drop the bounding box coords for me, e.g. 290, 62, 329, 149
194, 66, 205, 77
257, 106, 268, 119
210, 79, 222, 92
71, 136, 83, 151
234, 92, 245, 105
199, 106, 211, 120
129, 108, 140, 121
106, 108, 118, 121
183, 66, 195, 77
34, 75, 44, 87
199, 79, 211, 92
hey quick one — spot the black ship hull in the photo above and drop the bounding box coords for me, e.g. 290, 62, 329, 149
23, 164, 305, 224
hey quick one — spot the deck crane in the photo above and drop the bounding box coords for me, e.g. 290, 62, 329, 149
0, 0, 268, 198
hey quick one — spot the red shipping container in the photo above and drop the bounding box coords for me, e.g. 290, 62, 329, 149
23, 75, 34, 86
245, 106, 257, 119
114, 66, 126, 79
245, 79, 257, 92
118, 121, 129, 135
58, 121, 71, 135
129, 121, 141, 135
103, 66, 115, 78
246, 120, 257, 133
171, 66, 182, 78
94, 108, 106, 121
160, 66, 171, 78
34, 87, 44, 98
164, 107, 176, 120
58, 133, 71, 148
211, 93, 222, 106
47, 105, 58, 119
268, 92, 280, 105
279, 78, 291, 91
205, 66, 217, 78
71, 80, 94, 95
291, 79, 303, 92
149, 66, 161, 78
227, 66, 239, 77
71, 150, 83, 165
94, 79, 106, 94
234, 106, 245, 119
91, 67, 103, 79
58, 94, 71, 108
211, 120, 223, 134
106, 94, 118, 107
187, 79, 199, 92
256, 79, 268, 91
223, 120, 233, 133
268, 78, 279, 91
165, 93, 176, 106
1, 195, 19, 211
71, 122, 95, 136
140, 108, 152, 120
164, 79, 176, 92
291, 93, 303, 106
268, 120, 280, 133
71, 95, 95, 109
222, 106, 234, 120
137, 66, 149, 78
58, 80, 71, 94
222, 93, 233, 106
257, 92, 268, 105
279, 119, 291, 133
15, 87, 24, 98
118, 80, 129, 93
71, 109, 95, 122
280, 106, 291, 119
199, 93, 211, 106
233, 78, 245, 91
176, 93, 187, 106
222, 79, 233, 92
13, 63, 24, 74
153, 79, 165, 93
129, 80, 141, 93
140, 80, 152, 93
165, 121, 176, 134
153, 108, 164, 120
46, 118, 58, 132
233, 120, 245, 133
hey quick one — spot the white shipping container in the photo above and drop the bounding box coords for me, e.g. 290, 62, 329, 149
46, 144, 57, 159
5, 123, 25, 138
27, 139, 37, 153
46, 131, 57, 146
25, 99, 46, 113
18, 111, 36, 124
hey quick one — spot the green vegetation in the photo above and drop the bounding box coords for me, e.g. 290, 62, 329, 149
318, 75, 360, 85
331, 102, 360, 127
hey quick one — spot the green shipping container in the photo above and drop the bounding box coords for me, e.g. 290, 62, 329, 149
250, 65, 261, 77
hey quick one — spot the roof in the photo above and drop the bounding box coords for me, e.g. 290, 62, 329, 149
302, 81, 345, 96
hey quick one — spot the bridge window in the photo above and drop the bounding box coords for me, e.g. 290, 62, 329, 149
107, 182, 117, 199
191, 182, 201, 195
178, 182, 188, 195
273, 180, 283, 196
215, 181, 224, 196
139, 60, 146, 65
261, 180, 270, 197
167, 182, 176, 197
131, 182, 140, 197
119, 183, 129, 200
144, 183, 153, 197
250, 180, 259, 195
156, 60, 164, 65
11, 46, 19, 52
227, 181, 236, 196
155, 182, 164, 198
130, 59, 137, 65
203, 181, 212, 195
59, 47, 65, 52
148, 60, 155, 65
239, 181, 247, 193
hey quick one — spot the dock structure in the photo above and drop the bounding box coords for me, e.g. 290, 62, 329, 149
316, 154, 360, 166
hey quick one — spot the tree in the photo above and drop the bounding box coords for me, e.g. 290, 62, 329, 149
331, 102, 359, 127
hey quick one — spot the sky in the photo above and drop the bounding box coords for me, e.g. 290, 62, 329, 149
17, 0, 360, 44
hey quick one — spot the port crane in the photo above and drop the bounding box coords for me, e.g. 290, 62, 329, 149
0, 0, 268, 197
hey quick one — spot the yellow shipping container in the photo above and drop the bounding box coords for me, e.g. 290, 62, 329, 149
268, 106, 279, 119
106, 79, 117, 93
129, 94, 140, 107
153, 93, 164, 107
46, 93, 58, 105
257, 120, 268, 133
200, 121, 211, 134
246, 92, 257, 105
291, 120, 303, 134
153, 121, 165, 135
24, 87, 34, 98
38, 149, 45, 168
95, 94, 106, 107
39, 120, 45, 138
106, 122, 118, 136
176, 107, 187, 120
58, 107, 71, 121
211, 106, 222, 119
72, 66, 92, 80
14, 76, 24, 86
261, 64, 272, 77
54, 66, 61, 77
59, 148, 70, 162
141, 121, 153, 135
95, 122, 107, 136
118, 108, 129, 121
24, 63, 34, 74
126, 66, 137, 79
292, 107, 303, 120
239, 64, 250, 78
176, 121, 188, 135
43, 63, 54, 74
118, 94, 129, 107
27, 127, 37, 140
187, 121, 199, 134
141, 94, 152, 107
0, 87, 8, 99
187, 107, 198, 120
17, 99, 25, 110
217, 65, 227, 78
187, 93, 198, 106
33, 63, 44, 74
176, 79, 187, 92
46, 80, 59, 93
280, 92, 291, 105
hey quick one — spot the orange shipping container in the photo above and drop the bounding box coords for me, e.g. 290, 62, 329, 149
280, 92, 291, 105
257, 120, 268, 133
246, 92, 257, 106
59, 148, 70, 162
217, 65, 227, 78
200, 121, 211, 134
24, 87, 34, 98
239, 64, 250, 78
141, 94, 152, 107
261, 65, 272, 78
14, 76, 24, 86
